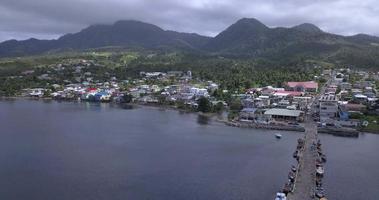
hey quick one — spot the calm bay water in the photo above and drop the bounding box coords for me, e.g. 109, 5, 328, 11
320, 133, 379, 200
0, 100, 378, 200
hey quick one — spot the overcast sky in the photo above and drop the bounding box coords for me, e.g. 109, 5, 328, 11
1, 0, 379, 42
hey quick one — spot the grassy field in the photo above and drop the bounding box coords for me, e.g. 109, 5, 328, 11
361, 115, 379, 133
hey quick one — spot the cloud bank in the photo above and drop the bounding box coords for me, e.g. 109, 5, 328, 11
0, 0, 379, 42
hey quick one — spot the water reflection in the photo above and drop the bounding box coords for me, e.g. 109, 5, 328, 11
119, 104, 134, 110
197, 114, 210, 125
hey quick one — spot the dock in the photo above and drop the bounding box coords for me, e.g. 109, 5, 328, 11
223, 121, 305, 132
286, 120, 321, 200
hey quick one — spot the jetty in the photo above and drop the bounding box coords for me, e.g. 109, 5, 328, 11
223, 121, 305, 132
277, 91, 328, 200
286, 120, 324, 200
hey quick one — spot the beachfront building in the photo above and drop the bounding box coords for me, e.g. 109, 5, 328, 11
240, 108, 258, 120
285, 81, 318, 93
264, 108, 304, 122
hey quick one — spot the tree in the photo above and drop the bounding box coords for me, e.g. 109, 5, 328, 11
229, 99, 243, 111
43, 89, 51, 97
122, 93, 133, 103
213, 102, 224, 113
197, 97, 212, 113
176, 100, 186, 110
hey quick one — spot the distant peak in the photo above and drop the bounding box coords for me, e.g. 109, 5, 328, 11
113, 20, 145, 26
230, 18, 269, 32
292, 23, 322, 33
236, 18, 267, 26
351, 33, 374, 38
112, 20, 163, 31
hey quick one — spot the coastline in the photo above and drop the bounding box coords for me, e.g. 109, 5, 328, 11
2, 96, 377, 135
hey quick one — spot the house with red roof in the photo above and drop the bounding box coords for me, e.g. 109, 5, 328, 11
285, 81, 318, 93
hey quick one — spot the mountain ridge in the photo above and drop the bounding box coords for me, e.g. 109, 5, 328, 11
1, 18, 379, 67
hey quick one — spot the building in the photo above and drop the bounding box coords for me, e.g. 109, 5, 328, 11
342, 103, 367, 112
340, 82, 352, 90
319, 95, 339, 122
240, 108, 258, 120
285, 81, 318, 93
264, 108, 304, 122
273, 90, 304, 97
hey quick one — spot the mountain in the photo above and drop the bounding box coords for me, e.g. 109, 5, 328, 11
203, 18, 379, 66
292, 23, 322, 33
0, 20, 210, 57
346, 34, 379, 45
1, 18, 379, 67
203, 18, 270, 52
204, 18, 348, 56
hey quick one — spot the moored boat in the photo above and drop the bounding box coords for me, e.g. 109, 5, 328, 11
316, 166, 324, 176
275, 192, 287, 200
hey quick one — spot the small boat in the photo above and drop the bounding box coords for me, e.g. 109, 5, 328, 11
316, 166, 324, 176
315, 187, 326, 198
321, 155, 327, 162
275, 192, 287, 200
291, 165, 297, 172
288, 171, 295, 181
293, 150, 299, 158
275, 134, 282, 139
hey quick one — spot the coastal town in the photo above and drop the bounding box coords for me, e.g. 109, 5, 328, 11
5, 58, 378, 134
3, 2, 379, 200
9, 57, 379, 199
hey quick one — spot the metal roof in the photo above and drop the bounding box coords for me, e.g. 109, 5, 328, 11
264, 109, 303, 117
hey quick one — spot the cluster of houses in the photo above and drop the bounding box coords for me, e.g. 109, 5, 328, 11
23, 65, 219, 107
237, 68, 379, 129
316, 69, 379, 128
238, 81, 318, 125
18, 57, 378, 129
128, 81, 218, 105
140, 70, 192, 81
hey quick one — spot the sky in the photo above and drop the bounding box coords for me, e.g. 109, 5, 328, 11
0, 0, 379, 42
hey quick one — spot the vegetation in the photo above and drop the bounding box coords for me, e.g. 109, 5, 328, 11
197, 97, 212, 113
0, 50, 324, 96
1, 18, 379, 69
349, 112, 379, 133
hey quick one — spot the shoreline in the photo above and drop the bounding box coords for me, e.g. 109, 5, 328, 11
0, 96, 226, 123
2, 96, 377, 135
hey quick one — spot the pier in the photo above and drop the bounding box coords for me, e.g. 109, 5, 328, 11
286, 120, 321, 200
275, 116, 327, 200
276, 86, 329, 200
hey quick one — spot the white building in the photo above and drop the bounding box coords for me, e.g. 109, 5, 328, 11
319, 95, 339, 122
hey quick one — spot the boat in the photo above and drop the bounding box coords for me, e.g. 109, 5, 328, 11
275, 134, 282, 139
291, 165, 297, 172
293, 150, 298, 158
316, 166, 324, 176
321, 155, 327, 162
315, 187, 326, 198
288, 171, 295, 181
275, 192, 287, 200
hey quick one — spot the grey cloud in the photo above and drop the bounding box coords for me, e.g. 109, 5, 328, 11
0, 0, 379, 42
